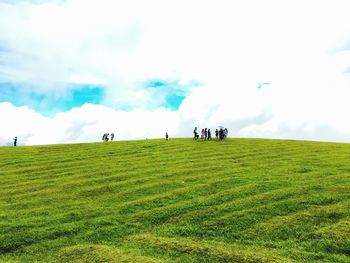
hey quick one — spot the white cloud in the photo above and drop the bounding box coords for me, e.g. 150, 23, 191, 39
1, 0, 350, 145
0, 102, 180, 145
1, 0, 350, 89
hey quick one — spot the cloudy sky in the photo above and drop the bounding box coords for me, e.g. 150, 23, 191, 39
1, 0, 350, 145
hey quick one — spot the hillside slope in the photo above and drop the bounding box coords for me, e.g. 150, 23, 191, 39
1, 138, 350, 262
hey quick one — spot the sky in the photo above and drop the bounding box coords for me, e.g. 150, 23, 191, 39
1, 0, 350, 145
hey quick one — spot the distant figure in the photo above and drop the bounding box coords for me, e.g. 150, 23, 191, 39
215, 129, 219, 140
208, 129, 212, 140
13, 136, 17, 146
219, 128, 224, 140
224, 128, 228, 138
204, 128, 208, 140
102, 133, 106, 141
111, 133, 114, 141
105, 133, 109, 142
165, 132, 169, 140
193, 127, 198, 140
201, 129, 205, 139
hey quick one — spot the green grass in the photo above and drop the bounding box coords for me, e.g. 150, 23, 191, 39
1, 138, 350, 262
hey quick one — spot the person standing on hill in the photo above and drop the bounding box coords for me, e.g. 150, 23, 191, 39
111, 133, 114, 141
13, 136, 17, 146
224, 128, 228, 138
219, 128, 224, 140
201, 129, 205, 139
166, 132, 169, 140
193, 127, 198, 140
208, 129, 212, 140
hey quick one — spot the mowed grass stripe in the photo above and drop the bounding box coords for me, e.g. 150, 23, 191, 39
154, 185, 313, 230
1, 160, 238, 203
4, 170, 243, 218
127, 233, 294, 263
1, 143, 234, 181
1, 138, 350, 262
130, 182, 288, 224
1, 153, 257, 201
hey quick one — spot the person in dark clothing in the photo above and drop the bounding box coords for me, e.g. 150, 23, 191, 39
13, 136, 17, 146
215, 129, 219, 140
166, 132, 169, 140
193, 127, 198, 140
219, 128, 224, 140
208, 129, 212, 140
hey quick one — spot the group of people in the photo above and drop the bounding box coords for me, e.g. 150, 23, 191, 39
193, 127, 228, 141
193, 127, 212, 140
102, 133, 115, 142
11, 127, 229, 147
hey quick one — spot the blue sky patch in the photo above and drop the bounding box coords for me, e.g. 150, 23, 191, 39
166, 93, 186, 110
147, 80, 167, 88
145, 79, 200, 110
0, 82, 105, 116
0, 79, 201, 115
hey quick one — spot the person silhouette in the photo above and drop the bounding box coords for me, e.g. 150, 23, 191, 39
193, 127, 198, 140
219, 128, 224, 140
166, 132, 169, 140
13, 136, 17, 146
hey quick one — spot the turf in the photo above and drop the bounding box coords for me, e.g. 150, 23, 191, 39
0, 138, 350, 262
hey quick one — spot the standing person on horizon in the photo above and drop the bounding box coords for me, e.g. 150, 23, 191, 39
111, 133, 114, 141
219, 128, 224, 140
224, 128, 228, 139
193, 127, 198, 140
166, 132, 169, 140
201, 129, 205, 139
13, 136, 17, 146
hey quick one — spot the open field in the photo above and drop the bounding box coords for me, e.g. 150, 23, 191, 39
1, 138, 350, 262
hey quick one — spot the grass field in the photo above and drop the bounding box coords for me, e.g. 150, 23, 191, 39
1, 138, 350, 262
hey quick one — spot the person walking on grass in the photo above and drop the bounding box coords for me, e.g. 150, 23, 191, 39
166, 132, 169, 140
13, 136, 17, 146
111, 133, 114, 141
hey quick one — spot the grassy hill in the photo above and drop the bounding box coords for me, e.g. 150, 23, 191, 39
1, 138, 350, 262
